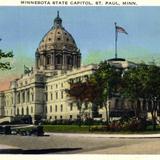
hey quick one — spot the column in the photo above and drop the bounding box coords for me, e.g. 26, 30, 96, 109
62, 53, 66, 70
50, 54, 54, 69
12, 89, 16, 116
73, 55, 76, 68
52, 53, 55, 69
20, 91, 22, 104
43, 54, 46, 68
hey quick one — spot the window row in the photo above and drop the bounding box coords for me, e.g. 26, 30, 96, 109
47, 103, 73, 113
49, 115, 73, 120
49, 104, 63, 113
46, 91, 64, 101
16, 106, 34, 115
46, 83, 64, 91
17, 92, 34, 104
69, 75, 89, 84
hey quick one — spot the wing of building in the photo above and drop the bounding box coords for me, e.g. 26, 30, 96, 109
0, 12, 139, 124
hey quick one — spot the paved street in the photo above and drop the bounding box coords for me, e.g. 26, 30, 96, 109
0, 133, 160, 154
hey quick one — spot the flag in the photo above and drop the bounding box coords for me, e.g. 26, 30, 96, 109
116, 26, 128, 34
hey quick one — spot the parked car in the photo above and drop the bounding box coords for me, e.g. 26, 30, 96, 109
0, 125, 11, 135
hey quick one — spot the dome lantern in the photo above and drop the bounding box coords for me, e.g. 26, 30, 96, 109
54, 11, 62, 28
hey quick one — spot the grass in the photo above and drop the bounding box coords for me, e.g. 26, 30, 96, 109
43, 125, 90, 133
42, 124, 160, 134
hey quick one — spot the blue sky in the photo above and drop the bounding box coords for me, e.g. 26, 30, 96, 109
0, 7, 160, 77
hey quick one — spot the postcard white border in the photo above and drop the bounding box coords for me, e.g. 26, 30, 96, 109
0, 0, 160, 160
0, 0, 159, 6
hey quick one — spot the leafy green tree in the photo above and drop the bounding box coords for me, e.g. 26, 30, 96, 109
122, 62, 160, 130
66, 60, 122, 123
66, 81, 87, 118
90, 61, 122, 123
0, 49, 13, 70
142, 63, 160, 130
122, 63, 148, 118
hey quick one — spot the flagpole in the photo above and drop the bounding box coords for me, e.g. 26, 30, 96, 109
115, 22, 118, 59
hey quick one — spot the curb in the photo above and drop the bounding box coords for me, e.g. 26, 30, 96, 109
47, 132, 160, 138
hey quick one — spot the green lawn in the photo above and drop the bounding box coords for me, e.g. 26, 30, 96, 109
43, 124, 160, 134
43, 125, 91, 133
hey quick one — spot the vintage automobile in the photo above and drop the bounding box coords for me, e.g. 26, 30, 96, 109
0, 125, 44, 136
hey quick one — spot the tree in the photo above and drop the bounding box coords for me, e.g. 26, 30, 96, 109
90, 61, 122, 123
121, 63, 148, 118
66, 60, 122, 123
122, 62, 160, 130
66, 79, 97, 121
0, 49, 13, 70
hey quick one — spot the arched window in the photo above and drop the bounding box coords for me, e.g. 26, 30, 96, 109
61, 91, 63, 99
26, 106, 29, 115
31, 93, 34, 101
70, 103, 73, 111
50, 105, 52, 112
22, 107, 24, 115
46, 56, 51, 65
50, 93, 53, 100
67, 56, 72, 65
56, 92, 58, 99
60, 104, 63, 112
31, 106, 33, 114
56, 55, 62, 64
17, 108, 19, 115
55, 105, 57, 112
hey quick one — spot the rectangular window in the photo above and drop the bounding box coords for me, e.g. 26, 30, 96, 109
56, 92, 58, 99
60, 115, 62, 119
31, 106, 33, 113
50, 105, 52, 112
70, 115, 72, 119
50, 93, 53, 100
55, 116, 57, 120
32, 94, 34, 101
70, 103, 73, 111
55, 105, 57, 112
61, 105, 63, 112
61, 91, 63, 99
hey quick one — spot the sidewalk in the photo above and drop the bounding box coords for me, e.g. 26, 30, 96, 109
47, 132, 160, 138
0, 144, 22, 154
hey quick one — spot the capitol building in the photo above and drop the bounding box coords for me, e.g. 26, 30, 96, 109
0, 12, 137, 123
